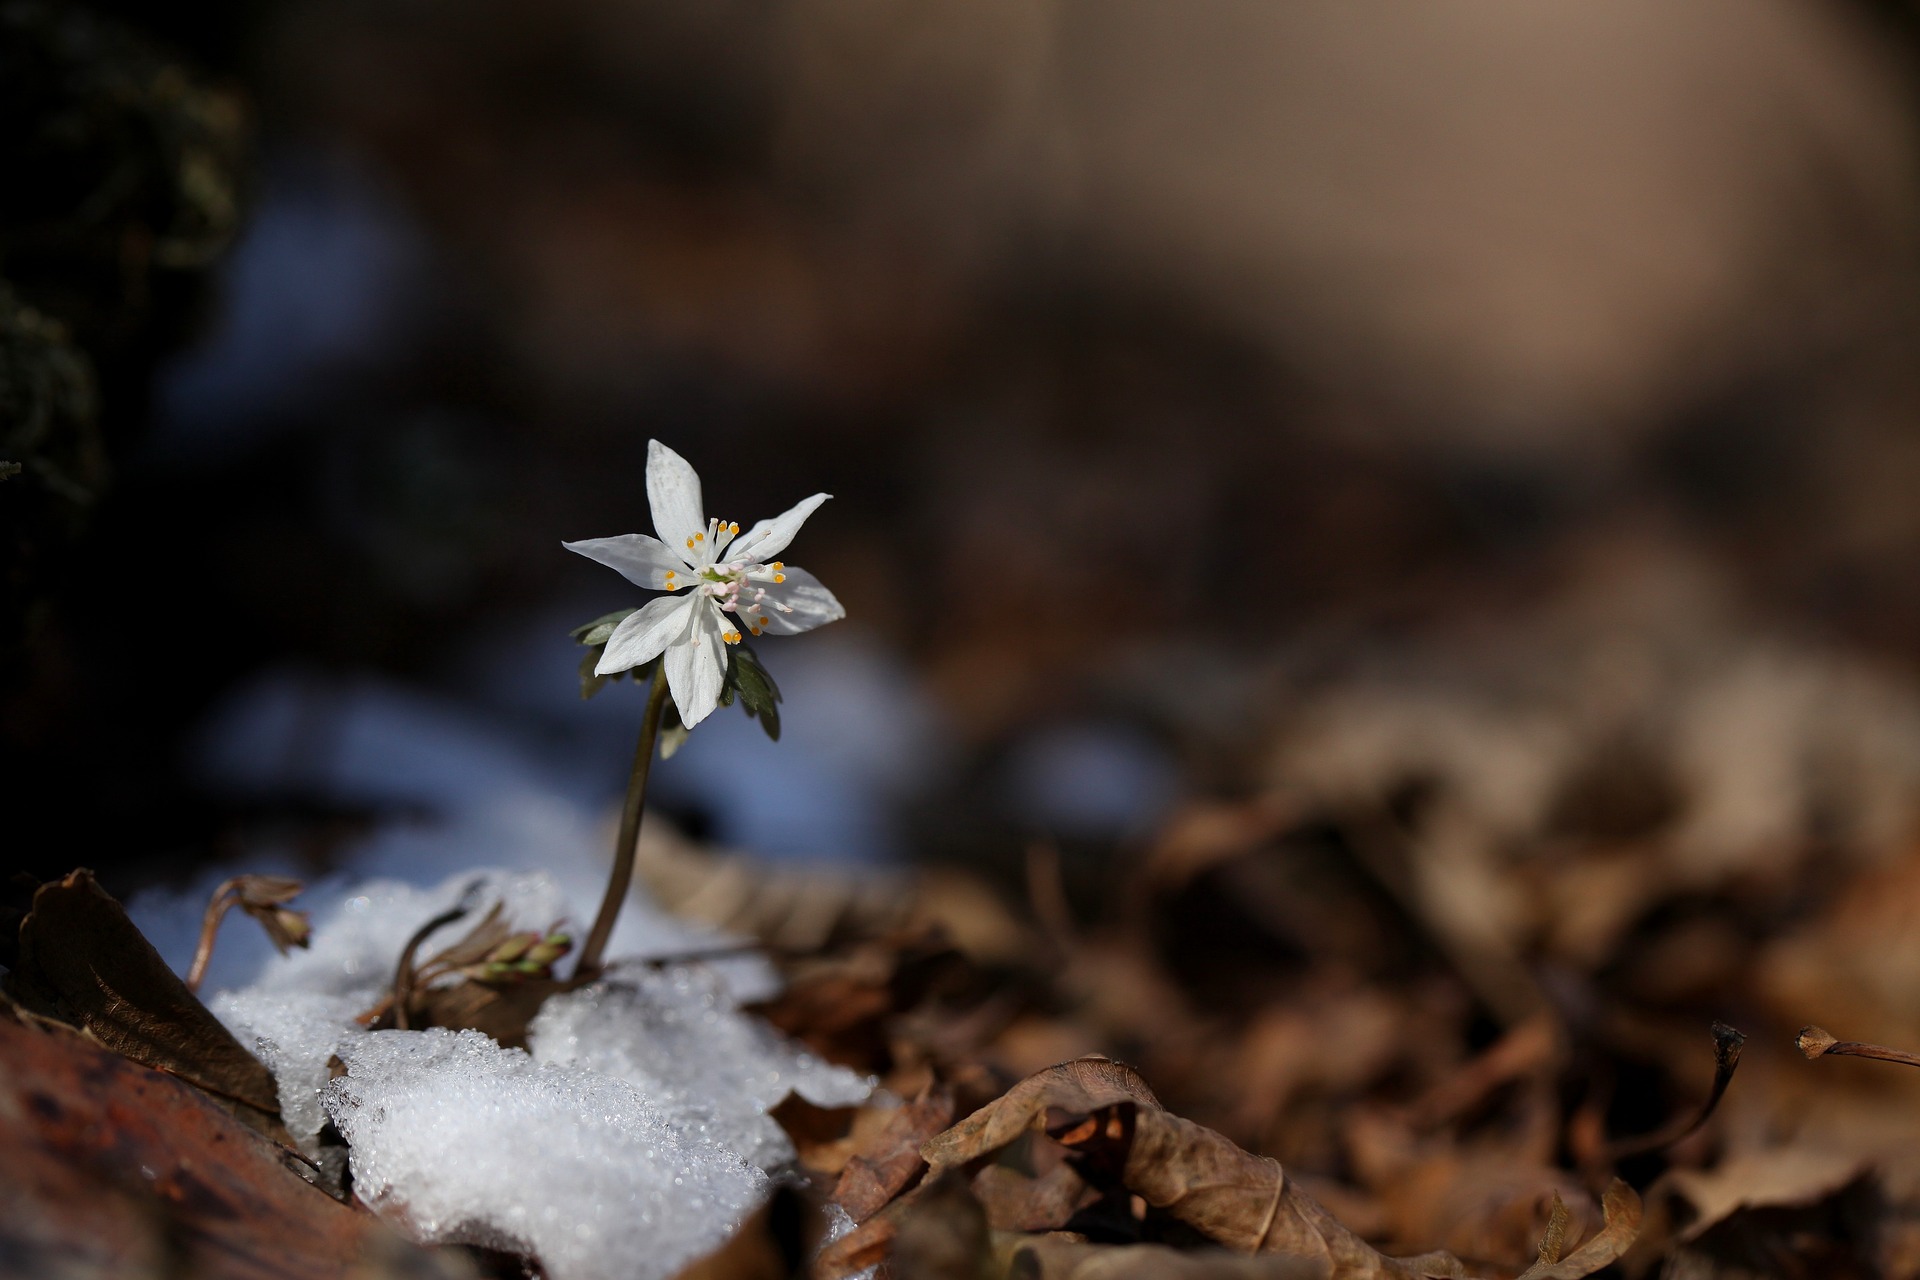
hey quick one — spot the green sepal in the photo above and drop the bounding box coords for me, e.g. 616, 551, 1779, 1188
724, 642, 783, 742
658, 698, 689, 759
571, 607, 638, 646
572, 607, 654, 700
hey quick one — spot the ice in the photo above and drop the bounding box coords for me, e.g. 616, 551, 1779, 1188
194, 867, 875, 1277
327, 1028, 767, 1280
244, 870, 574, 1003
531, 970, 873, 1169
214, 989, 366, 1149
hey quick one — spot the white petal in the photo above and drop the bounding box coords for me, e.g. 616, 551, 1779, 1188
563, 534, 691, 590
725, 493, 829, 566
596, 595, 693, 675
646, 440, 708, 567
665, 599, 729, 727
740, 566, 845, 636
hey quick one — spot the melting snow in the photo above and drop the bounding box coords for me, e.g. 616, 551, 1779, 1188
205, 869, 873, 1280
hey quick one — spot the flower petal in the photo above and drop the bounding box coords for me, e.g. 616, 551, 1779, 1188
563, 534, 691, 590
665, 599, 729, 727
646, 440, 708, 566
596, 595, 693, 675
739, 566, 845, 636
725, 493, 829, 566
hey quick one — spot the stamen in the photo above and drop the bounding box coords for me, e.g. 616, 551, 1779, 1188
758, 616, 769, 627
694, 532, 705, 543
771, 561, 783, 570
685, 538, 695, 550
773, 573, 786, 583
729, 522, 740, 535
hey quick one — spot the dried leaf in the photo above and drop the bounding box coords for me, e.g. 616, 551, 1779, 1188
884, 1171, 992, 1280
924, 1059, 1474, 1278
1007, 1236, 1332, 1279
1512, 1181, 1640, 1280
0, 1004, 465, 1280
923, 1058, 1160, 1177
831, 1083, 957, 1221
4, 870, 283, 1125
972, 1165, 1101, 1233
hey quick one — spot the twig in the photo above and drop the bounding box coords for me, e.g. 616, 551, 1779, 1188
185, 878, 243, 992
1603, 1021, 1745, 1161
576, 662, 671, 979
1797, 1025, 1920, 1069
391, 881, 487, 1031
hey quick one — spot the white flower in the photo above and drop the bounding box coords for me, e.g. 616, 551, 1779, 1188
563, 440, 845, 727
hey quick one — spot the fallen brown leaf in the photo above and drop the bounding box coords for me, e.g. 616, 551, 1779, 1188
1006, 1236, 1330, 1279
924, 1059, 1476, 1278
4, 870, 284, 1131
1512, 1181, 1641, 1280
0, 1003, 466, 1280
832, 1083, 957, 1221
972, 1165, 1102, 1234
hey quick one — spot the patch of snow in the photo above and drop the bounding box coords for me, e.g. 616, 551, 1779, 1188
530, 970, 872, 1170
201, 869, 871, 1278
213, 989, 364, 1150
326, 1028, 766, 1280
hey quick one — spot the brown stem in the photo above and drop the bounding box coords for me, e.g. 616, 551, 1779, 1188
185, 878, 242, 992
391, 894, 480, 1031
576, 662, 671, 979
1798, 1025, 1920, 1068
1604, 1021, 1745, 1162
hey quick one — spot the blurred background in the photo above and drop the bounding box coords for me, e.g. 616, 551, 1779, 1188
13, 0, 1920, 1010
28, 2, 1920, 1267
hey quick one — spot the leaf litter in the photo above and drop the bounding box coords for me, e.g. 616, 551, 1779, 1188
26, 615, 1920, 1278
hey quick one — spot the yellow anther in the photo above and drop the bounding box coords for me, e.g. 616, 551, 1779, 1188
694, 532, 704, 542
773, 573, 786, 583
729, 522, 739, 535
685, 538, 694, 549
771, 561, 783, 570
757, 616, 769, 627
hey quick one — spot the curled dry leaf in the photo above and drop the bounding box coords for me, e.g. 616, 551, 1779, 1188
1512, 1181, 1641, 1280
186, 875, 312, 991
362, 892, 581, 1048
233, 875, 313, 954
972, 1164, 1102, 1233
3, 870, 285, 1133
923, 1059, 1477, 1278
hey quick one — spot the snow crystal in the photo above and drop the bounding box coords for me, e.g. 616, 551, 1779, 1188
530, 970, 873, 1169
213, 989, 365, 1149
245, 870, 573, 1003
327, 1028, 766, 1280
193, 868, 876, 1277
